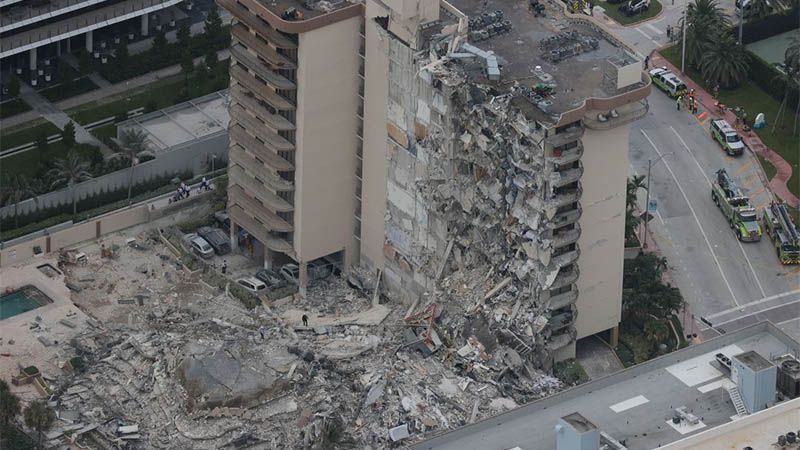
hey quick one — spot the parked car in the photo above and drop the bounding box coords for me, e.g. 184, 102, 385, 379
190, 237, 214, 259
279, 261, 334, 285
213, 211, 230, 232
181, 233, 198, 250
237, 277, 267, 293
197, 226, 231, 255
255, 269, 286, 288
619, 0, 649, 16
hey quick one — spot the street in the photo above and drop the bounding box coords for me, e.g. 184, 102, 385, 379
629, 86, 800, 341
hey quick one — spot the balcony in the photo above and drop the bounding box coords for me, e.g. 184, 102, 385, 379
549, 310, 575, 331
231, 45, 296, 91
229, 165, 294, 212
231, 65, 295, 111
547, 288, 578, 310
1, 0, 182, 58
551, 164, 584, 188
229, 206, 296, 258
551, 185, 582, 208
583, 100, 649, 130
551, 246, 580, 267
550, 266, 579, 290
551, 206, 582, 227
551, 225, 581, 247
218, 0, 297, 50
546, 125, 583, 147
546, 328, 577, 351
230, 88, 295, 131
549, 142, 583, 165
232, 24, 297, 69
229, 186, 293, 232
230, 106, 295, 152
230, 126, 295, 172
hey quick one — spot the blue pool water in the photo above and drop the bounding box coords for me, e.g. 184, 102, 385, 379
0, 285, 53, 320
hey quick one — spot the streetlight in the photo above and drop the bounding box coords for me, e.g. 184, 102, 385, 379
642, 153, 674, 248
680, 6, 687, 73
211, 153, 216, 175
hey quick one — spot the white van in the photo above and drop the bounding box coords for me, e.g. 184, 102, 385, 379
191, 237, 214, 259
236, 277, 267, 293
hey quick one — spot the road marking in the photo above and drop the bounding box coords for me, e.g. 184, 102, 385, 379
706, 288, 800, 319
712, 299, 800, 327
670, 127, 767, 300
775, 316, 800, 326
635, 28, 659, 45
645, 23, 663, 35
641, 130, 740, 306
735, 160, 754, 176
610, 395, 650, 413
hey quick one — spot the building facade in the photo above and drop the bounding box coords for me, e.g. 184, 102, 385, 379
218, 0, 650, 361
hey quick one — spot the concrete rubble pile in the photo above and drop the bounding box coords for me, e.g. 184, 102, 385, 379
44, 246, 562, 448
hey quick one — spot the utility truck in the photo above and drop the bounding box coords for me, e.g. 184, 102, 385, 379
711, 169, 761, 242
762, 202, 800, 264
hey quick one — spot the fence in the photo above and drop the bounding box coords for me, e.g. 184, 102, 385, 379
0, 131, 228, 219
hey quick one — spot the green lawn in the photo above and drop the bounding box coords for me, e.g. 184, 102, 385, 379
39, 76, 99, 103
757, 153, 778, 181
90, 123, 118, 142
1, 121, 60, 150
661, 44, 800, 198
2, 142, 101, 178
599, 0, 662, 25
0, 97, 32, 119
68, 62, 230, 126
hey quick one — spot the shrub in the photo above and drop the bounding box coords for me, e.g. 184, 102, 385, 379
735, 7, 800, 44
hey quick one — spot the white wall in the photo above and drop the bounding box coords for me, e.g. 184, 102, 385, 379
293, 15, 361, 263
575, 124, 630, 339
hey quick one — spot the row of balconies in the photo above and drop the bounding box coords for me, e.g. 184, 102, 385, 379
230, 87, 295, 131
546, 124, 584, 147
550, 205, 582, 228
552, 162, 584, 188
219, 0, 297, 50
551, 224, 581, 247
549, 265, 579, 290
551, 244, 580, 267
231, 64, 295, 111
551, 184, 582, 208
230, 105, 295, 152
231, 23, 297, 69
229, 125, 294, 172
548, 307, 576, 331
230, 44, 296, 91
229, 165, 294, 212
546, 327, 577, 352
549, 141, 583, 165
547, 287, 578, 310
228, 184, 293, 232
228, 204, 295, 255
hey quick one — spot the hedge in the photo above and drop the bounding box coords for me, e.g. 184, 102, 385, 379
735, 7, 800, 45
747, 52, 799, 106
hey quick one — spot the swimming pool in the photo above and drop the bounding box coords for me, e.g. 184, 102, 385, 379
0, 285, 53, 320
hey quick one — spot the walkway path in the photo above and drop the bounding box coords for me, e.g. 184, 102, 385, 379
575, 335, 624, 379
3, 48, 230, 129
17, 81, 112, 155
650, 53, 799, 207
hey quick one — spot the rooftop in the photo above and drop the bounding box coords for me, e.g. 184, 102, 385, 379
253, 0, 352, 21
412, 322, 799, 450
734, 350, 775, 372
445, 0, 645, 121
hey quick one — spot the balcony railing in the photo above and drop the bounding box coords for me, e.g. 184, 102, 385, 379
230, 106, 295, 151
230, 126, 295, 172
546, 125, 583, 147
551, 226, 580, 247
551, 247, 580, 267
551, 206, 582, 227
218, 0, 297, 50
229, 165, 294, 212
552, 164, 584, 188
547, 288, 578, 310
231, 65, 295, 111
229, 186, 293, 232
551, 186, 582, 207
549, 142, 583, 164
546, 328, 577, 351
230, 88, 295, 131
549, 266, 580, 290
232, 24, 297, 69
230, 45, 296, 91
548, 311, 575, 331
583, 100, 649, 130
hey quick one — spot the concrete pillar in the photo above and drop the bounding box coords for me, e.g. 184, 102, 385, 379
141, 14, 149, 37
609, 325, 619, 348
85, 30, 93, 52
29, 47, 37, 71
56, 41, 62, 56
298, 262, 308, 298
65, 37, 71, 53
230, 222, 238, 251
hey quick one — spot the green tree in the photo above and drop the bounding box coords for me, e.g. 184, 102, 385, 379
204, 48, 218, 71
78, 49, 91, 74
61, 121, 76, 147
643, 318, 671, 347
114, 42, 130, 79
180, 50, 194, 77
1, 174, 34, 228
23, 400, 54, 449
152, 30, 168, 55
625, 175, 645, 244
681, 0, 731, 68
0, 380, 21, 424
195, 60, 209, 83
204, 4, 223, 43
114, 128, 151, 205
48, 151, 93, 215
699, 33, 750, 88
622, 253, 685, 322
7, 77, 20, 97
177, 23, 191, 48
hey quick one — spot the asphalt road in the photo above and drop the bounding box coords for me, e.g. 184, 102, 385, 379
629, 89, 800, 341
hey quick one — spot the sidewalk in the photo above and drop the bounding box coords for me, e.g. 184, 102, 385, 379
2, 48, 230, 129
650, 53, 799, 207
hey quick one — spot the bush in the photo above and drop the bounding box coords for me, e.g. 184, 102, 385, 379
553, 359, 589, 385
735, 7, 800, 44
747, 52, 798, 106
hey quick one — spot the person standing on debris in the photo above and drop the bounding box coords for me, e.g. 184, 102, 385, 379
221, 260, 227, 274
259, 325, 266, 340
302, 314, 308, 327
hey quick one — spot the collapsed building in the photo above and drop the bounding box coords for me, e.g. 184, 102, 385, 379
219, 0, 650, 365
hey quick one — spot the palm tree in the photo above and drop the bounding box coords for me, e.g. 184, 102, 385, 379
1, 174, 34, 228
48, 151, 92, 216
699, 33, 750, 88
681, 0, 731, 68
114, 128, 151, 205
23, 400, 54, 449
625, 175, 646, 243
0, 380, 21, 424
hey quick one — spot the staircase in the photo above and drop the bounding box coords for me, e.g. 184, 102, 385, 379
726, 385, 748, 416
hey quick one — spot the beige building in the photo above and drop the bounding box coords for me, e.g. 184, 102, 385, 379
218, 0, 650, 361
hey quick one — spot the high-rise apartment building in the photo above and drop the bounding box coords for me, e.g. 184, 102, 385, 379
218, 0, 650, 361
1, 0, 181, 73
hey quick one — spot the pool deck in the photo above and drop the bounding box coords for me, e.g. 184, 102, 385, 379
0, 261, 91, 402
